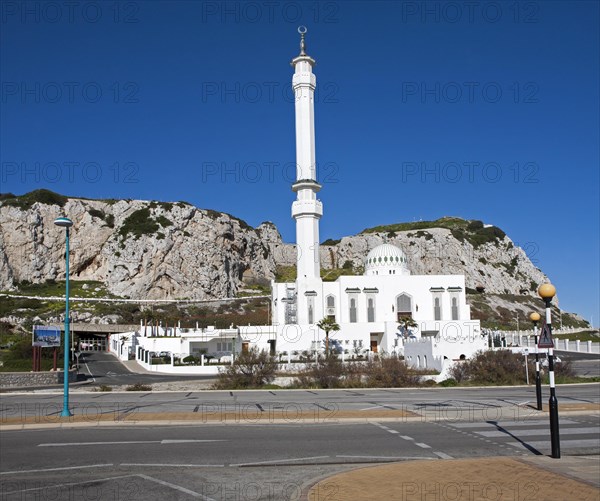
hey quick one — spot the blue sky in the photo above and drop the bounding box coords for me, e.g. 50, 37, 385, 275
1, 1, 598, 325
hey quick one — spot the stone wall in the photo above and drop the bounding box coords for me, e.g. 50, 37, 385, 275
0, 370, 77, 389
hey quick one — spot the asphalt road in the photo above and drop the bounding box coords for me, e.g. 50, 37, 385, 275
555, 350, 600, 378
77, 351, 216, 386
2, 414, 599, 500
2, 385, 599, 500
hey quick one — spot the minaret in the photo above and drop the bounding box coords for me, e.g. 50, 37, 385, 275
291, 26, 322, 287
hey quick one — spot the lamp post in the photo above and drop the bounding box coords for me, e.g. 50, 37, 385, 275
538, 283, 560, 458
54, 216, 73, 417
529, 312, 542, 410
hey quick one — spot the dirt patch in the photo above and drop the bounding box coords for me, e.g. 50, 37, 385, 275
308, 457, 600, 501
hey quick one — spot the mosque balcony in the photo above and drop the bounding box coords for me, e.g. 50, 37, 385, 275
292, 199, 323, 218
292, 179, 321, 192
292, 70, 316, 89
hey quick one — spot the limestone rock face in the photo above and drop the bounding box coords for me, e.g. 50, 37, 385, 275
0, 198, 276, 300
314, 228, 550, 297
0, 195, 549, 300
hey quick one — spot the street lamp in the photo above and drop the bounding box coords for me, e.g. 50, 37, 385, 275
54, 216, 73, 418
529, 312, 542, 410
538, 283, 560, 458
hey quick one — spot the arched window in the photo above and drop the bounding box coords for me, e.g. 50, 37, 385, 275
434, 296, 442, 320
451, 296, 459, 320
307, 296, 315, 324
325, 295, 336, 320
396, 293, 412, 318
349, 298, 357, 323
367, 298, 375, 322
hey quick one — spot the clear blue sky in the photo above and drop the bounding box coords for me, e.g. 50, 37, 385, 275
1, 1, 598, 325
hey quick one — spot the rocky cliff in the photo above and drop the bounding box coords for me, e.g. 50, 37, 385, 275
0, 191, 549, 300
0, 191, 276, 300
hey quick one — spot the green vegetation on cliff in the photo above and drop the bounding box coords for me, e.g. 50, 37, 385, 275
361, 217, 506, 248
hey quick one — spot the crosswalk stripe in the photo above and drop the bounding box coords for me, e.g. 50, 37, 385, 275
509, 438, 600, 449
476, 427, 599, 438
448, 419, 578, 428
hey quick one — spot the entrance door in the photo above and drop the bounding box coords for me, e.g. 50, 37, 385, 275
242, 342, 249, 353
370, 340, 378, 353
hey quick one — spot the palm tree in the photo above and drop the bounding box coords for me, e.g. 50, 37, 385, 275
398, 316, 417, 338
317, 317, 340, 357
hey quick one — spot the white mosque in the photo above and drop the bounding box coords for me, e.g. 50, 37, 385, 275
111, 29, 486, 374
270, 28, 485, 370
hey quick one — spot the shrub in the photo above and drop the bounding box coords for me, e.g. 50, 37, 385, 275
451, 350, 528, 385
213, 347, 277, 389
126, 383, 152, 391
2, 189, 67, 210
119, 208, 159, 240
364, 356, 422, 387
294, 356, 345, 389
439, 378, 458, 387
92, 384, 112, 392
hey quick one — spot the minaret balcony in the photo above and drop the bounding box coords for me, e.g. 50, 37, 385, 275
292, 73, 316, 90
292, 199, 323, 218
292, 179, 321, 192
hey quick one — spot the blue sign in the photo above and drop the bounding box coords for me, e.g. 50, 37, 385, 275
32, 326, 61, 348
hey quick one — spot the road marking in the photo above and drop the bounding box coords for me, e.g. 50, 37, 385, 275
336, 455, 430, 460
231, 456, 329, 467
84, 359, 96, 382
387, 430, 399, 434
448, 419, 578, 428
161, 440, 226, 444
510, 438, 600, 449
0, 464, 114, 475
137, 474, 216, 501
38, 440, 226, 447
415, 442, 432, 449
476, 427, 599, 438
122, 463, 225, 468
400, 435, 414, 441
433, 451, 454, 459
1, 474, 138, 495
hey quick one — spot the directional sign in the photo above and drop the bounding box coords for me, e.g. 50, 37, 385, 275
537, 322, 554, 348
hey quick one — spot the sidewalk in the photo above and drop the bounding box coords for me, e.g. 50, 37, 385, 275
306, 455, 600, 501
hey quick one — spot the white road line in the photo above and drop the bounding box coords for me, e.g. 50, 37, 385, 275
433, 452, 454, 459
0, 464, 114, 476
509, 438, 600, 449
0, 475, 138, 496
336, 455, 430, 460
400, 435, 414, 441
161, 440, 226, 444
39, 441, 159, 447
38, 440, 226, 447
136, 474, 216, 501
387, 430, 399, 434
476, 427, 599, 438
230, 456, 329, 467
121, 463, 225, 468
415, 443, 432, 449
448, 419, 578, 428
83, 359, 96, 382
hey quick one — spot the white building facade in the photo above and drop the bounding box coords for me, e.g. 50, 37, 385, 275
269, 29, 486, 368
